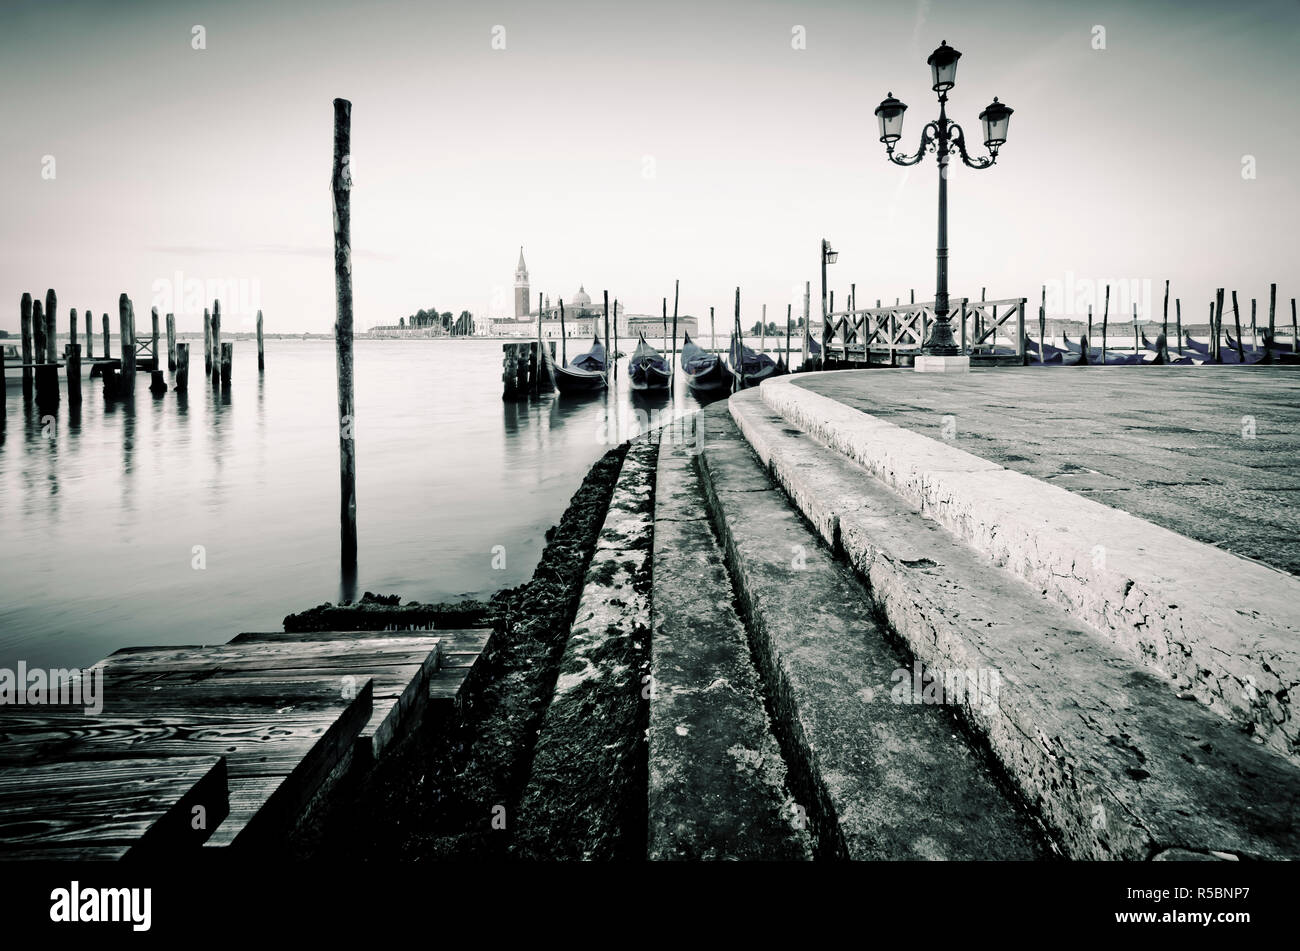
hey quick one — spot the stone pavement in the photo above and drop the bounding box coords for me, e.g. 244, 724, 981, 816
797, 366, 1300, 575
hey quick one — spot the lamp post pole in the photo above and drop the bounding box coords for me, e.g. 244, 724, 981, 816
820, 238, 836, 358
875, 41, 1014, 360
821, 239, 830, 327
935, 95, 951, 344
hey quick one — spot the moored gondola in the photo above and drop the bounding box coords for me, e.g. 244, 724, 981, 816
628, 334, 671, 391
550, 333, 607, 394
727, 333, 779, 389
1022, 335, 1079, 365
681, 332, 729, 394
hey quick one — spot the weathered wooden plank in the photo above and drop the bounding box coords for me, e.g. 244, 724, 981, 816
100, 636, 442, 673
100, 634, 444, 765
202, 777, 285, 847
428, 664, 476, 701
112, 663, 423, 696
233, 627, 450, 644
0, 755, 228, 859
99, 677, 370, 710
226, 629, 490, 757
0, 707, 362, 772
231, 627, 491, 664
0, 631, 460, 855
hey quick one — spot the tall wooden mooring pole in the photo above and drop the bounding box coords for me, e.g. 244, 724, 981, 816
333, 98, 357, 572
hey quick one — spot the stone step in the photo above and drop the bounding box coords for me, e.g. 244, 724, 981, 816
697, 403, 1050, 860
648, 427, 812, 860
759, 373, 1300, 763
512, 437, 657, 860
728, 385, 1300, 859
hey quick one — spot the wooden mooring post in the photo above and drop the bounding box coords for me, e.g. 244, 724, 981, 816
257, 309, 265, 372
1175, 299, 1183, 356
502, 343, 526, 399
1266, 284, 1276, 361
175, 342, 190, 392
101, 313, 110, 360
210, 300, 222, 388
603, 291, 611, 388
1038, 284, 1047, 364
559, 297, 567, 364
785, 303, 792, 367
20, 293, 33, 399
32, 299, 46, 369
119, 293, 136, 397
220, 342, 233, 388
733, 286, 741, 384
333, 97, 358, 571
1162, 280, 1170, 346
536, 300, 553, 394
1101, 284, 1109, 365
535, 296, 543, 394
32, 299, 58, 407
45, 289, 57, 363
151, 306, 161, 371
671, 280, 679, 383
166, 313, 176, 370
1212, 289, 1225, 363
203, 308, 212, 375
67, 309, 81, 404
1230, 291, 1246, 363
612, 297, 619, 380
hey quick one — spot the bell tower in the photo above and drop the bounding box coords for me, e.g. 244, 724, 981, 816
514, 247, 530, 319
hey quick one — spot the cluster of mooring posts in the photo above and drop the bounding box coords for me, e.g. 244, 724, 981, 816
501, 340, 558, 400
1015, 281, 1297, 367
3, 289, 267, 417
816, 277, 1296, 368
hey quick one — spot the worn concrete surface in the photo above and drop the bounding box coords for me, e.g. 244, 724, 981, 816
796, 366, 1300, 573
729, 388, 1300, 860
648, 424, 812, 860
765, 370, 1300, 763
512, 438, 656, 860
698, 404, 1050, 860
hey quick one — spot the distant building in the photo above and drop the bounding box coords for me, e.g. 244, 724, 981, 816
514, 247, 529, 319
490, 247, 629, 338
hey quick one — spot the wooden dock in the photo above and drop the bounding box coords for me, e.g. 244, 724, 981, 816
0, 627, 491, 859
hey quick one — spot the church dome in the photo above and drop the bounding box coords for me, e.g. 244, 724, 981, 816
573, 285, 592, 307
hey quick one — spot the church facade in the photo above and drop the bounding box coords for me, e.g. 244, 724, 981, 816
491, 247, 626, 338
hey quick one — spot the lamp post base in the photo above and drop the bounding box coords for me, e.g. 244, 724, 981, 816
914, 354, 970, 373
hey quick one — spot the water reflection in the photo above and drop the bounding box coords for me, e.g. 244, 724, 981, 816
0, 339, 752, 670
121, 409, 136, 519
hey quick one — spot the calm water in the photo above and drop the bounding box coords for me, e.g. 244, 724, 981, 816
0, 337, 793, 671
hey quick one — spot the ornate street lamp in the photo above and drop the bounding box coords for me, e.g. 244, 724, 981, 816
820, 239, 838, 349
875, 40, 1013, 361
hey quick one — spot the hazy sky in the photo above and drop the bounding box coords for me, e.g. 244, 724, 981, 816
2, 0, 1297, 333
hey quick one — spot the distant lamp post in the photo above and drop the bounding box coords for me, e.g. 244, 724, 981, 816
820, 239, 838, 343
876, 40, 1013, 364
